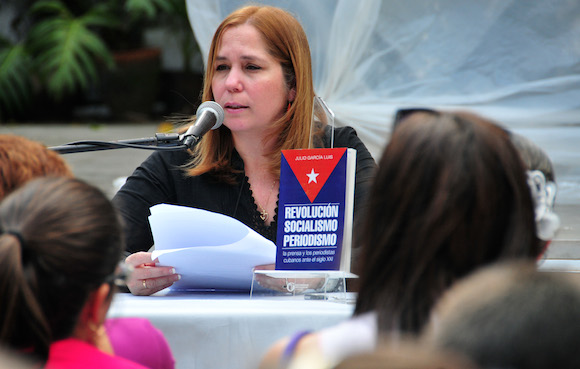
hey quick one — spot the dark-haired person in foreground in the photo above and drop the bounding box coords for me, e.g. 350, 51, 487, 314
260, 109, 549, 369
0, 178, 155, 368
0, 135, 175, 369
423, 260, 580, 369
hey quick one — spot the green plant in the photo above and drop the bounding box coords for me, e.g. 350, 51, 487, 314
162, 0, 201, 74
0, 37, 32, 116
0, 0, 196, 120
28, 0, 117, 100
0, 0, 118, 119
125, 0, 174, 21
100, 0, 174, 52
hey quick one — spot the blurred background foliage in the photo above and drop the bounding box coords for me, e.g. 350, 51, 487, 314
0, 0, 202, 123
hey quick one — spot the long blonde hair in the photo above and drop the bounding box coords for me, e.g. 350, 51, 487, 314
186, 5, 318, 181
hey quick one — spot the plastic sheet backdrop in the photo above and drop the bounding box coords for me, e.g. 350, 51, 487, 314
186, 0, 580, 160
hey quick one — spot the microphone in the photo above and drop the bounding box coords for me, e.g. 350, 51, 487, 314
181, 101, 225, 148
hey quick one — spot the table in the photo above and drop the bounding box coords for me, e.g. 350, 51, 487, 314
538, 258, 580, 272
108, 291, 354, 369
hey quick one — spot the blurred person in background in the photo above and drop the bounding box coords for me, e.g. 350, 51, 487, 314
0, 134, 73, 199
423, 260, 580, 369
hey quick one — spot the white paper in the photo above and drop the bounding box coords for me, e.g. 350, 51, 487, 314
149, 204, 276, 290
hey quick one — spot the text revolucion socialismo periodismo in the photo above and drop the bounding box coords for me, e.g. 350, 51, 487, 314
282, 203, 340, 248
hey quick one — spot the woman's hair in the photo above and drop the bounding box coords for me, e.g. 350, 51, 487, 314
510, 132, 555, 182
0, 135, 72, 200
509, 133, 559, 243
354, 110, 541, 333
424, 261, 580, 369
186, 5, 317, 181
335, 340, 480, 369
0, 177, 123, 361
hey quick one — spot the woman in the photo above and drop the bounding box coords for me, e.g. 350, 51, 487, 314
259, 109, 545, 368
333, 341, 479, 369
0, 177, 148, 368
354, 110, 542, 333
0, 134, 72, 199
423, 261, 580, 369
0, 134, 175, 369
113, 5, 376, 295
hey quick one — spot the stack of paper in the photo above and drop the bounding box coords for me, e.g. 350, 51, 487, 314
149, 204, 276, 291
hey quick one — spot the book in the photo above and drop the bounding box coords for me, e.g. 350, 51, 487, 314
275, 147, 356, 272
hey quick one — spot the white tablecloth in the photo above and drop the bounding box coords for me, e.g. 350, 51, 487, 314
108, 292, 354, 369
538, 259, 580, 272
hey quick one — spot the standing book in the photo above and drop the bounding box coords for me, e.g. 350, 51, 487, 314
275, 147, 356, 272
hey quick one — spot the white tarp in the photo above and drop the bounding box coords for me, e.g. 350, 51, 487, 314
185, 0, 580, 159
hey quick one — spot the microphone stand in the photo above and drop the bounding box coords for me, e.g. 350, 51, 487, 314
49, 133, 197, 154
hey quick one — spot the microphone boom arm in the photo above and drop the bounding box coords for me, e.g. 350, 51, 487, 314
49, 133, 190, 154
50, 101, 224, 154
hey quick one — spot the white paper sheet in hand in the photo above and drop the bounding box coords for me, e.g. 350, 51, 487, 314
149, 204, 276, 290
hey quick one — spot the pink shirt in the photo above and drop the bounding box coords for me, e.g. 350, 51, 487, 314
46, 338, 149, 369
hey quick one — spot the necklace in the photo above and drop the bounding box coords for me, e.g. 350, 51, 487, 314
256, 180, 277, 222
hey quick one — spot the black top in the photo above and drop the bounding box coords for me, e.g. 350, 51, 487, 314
112, 126, 376, 254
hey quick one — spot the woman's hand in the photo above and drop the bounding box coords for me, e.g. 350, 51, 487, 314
125, 252, 181, 295
253, 264, 325, 293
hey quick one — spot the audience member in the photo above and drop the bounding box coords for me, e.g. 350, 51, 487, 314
0, 134, 73, 199
0, 135, 175, 369
423, 261, 580, 369
333, 341, 479, 369
510, 132, 555, 182
0, 177, 148, 367
0, 347, 35, 369
509, 132, 560, 245
104, 317, 175, 369
259, 109, 546, 369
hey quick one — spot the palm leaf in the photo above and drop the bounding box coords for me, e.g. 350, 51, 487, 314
81, 3, 121, 29
28, 1, 116, 100
29, 0, 70, 17
125, 0, 172, 20
0, 43, 33, 118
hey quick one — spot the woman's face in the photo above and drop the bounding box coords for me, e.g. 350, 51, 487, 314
211, 23, 294, 136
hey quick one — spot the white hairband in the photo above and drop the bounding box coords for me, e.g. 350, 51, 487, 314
527, 170, 560, 241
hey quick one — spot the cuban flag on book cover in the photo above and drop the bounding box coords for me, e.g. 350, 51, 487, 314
276, 147, 349, 270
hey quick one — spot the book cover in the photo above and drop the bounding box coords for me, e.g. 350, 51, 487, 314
276, 147, 356, 271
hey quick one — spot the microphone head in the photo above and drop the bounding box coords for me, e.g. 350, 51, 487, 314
197, 101, 225, 130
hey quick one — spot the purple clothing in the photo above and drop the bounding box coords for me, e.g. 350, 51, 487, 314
105, 318, 175, 369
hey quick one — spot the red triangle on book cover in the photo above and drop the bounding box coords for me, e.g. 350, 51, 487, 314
283, 148, 347, 202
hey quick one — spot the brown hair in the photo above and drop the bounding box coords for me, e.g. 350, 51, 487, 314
0, 177, 123, 362
426, 261, 580, 369
0, 134, 72, 200
510, 132, 555, 181
335, 340, 479, 369
354, 111, 541, 333
185, 5, 318, 181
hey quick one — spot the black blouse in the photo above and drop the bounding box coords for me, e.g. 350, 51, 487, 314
112, 126, 376, 254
